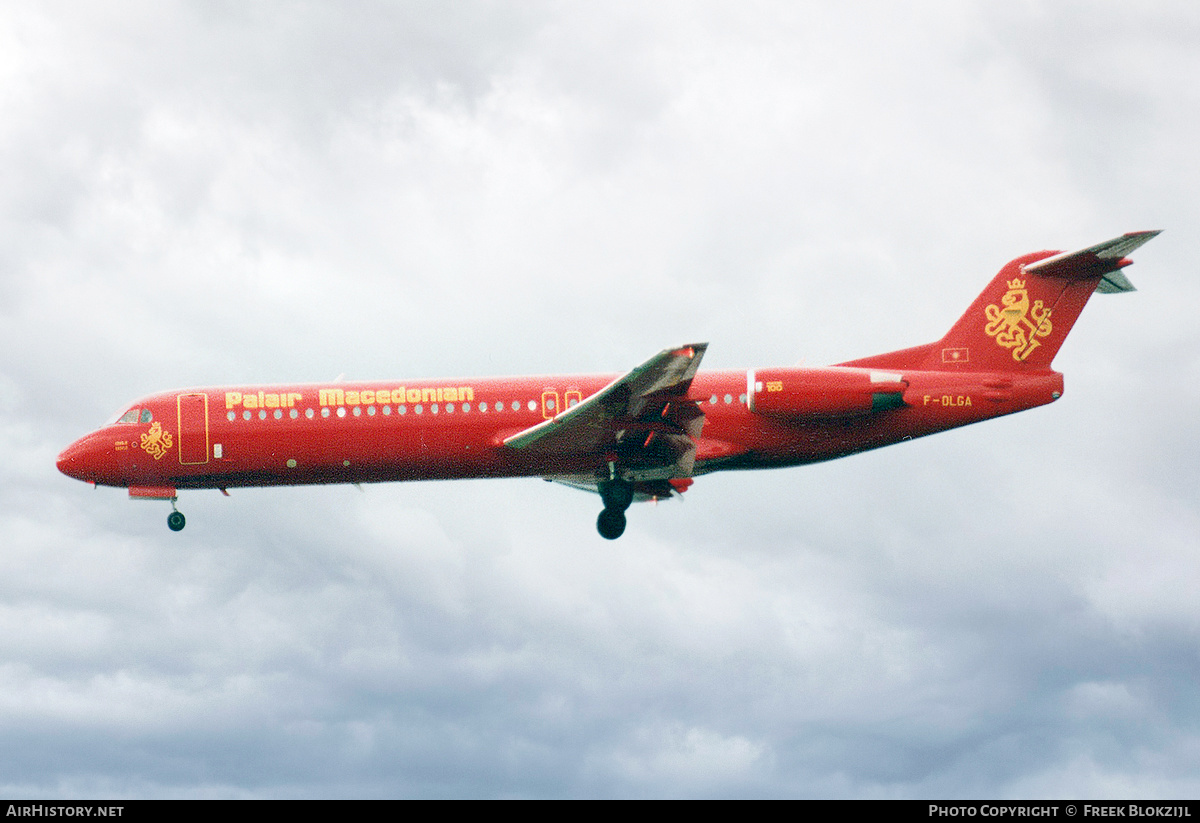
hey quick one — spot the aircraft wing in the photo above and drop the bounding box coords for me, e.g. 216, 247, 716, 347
504, 343, 708, 485
1024, 230, 1161, 293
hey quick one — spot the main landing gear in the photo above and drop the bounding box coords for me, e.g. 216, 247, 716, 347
596, 479, 634, 540
596, 508, 625, 540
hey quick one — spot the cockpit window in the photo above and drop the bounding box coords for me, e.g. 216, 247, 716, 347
116, 409, 140, 424
139, 409, 153, 423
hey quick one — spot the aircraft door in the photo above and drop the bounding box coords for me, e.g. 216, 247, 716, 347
541, 389, 560, 420
177, 393, 210, 465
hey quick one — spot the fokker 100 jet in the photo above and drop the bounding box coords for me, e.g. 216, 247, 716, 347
58, 232, 1158, 539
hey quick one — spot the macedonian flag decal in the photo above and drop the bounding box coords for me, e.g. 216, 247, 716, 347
139, 421, 174, 460
984, 277, 1053, 362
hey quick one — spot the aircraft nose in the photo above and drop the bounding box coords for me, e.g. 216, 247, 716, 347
57, 434, 119, 484
56, 439, 87, 480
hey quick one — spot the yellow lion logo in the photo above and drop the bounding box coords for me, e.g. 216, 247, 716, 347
984, 277, 1053, 362
139, 421, 174, 460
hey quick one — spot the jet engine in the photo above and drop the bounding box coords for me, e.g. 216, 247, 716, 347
747, 368, 907, 418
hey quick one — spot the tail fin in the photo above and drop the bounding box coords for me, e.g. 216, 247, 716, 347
841, 231, 1160, 372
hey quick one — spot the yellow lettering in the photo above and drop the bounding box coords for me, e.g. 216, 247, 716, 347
258, 391, 265, 407
923, 395, 930, 405
767, 381, 783, 392
244, 394, 258, 409
265, 393, 279, 408
930, 395, 973, 408
225, 392, 242, 409
312, 385, 473, 407
289, 392, 302, 407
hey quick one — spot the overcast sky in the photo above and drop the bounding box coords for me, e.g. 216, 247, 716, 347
2, 0, 1198, 798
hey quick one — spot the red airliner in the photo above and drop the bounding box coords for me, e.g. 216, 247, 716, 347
58, 232, 1158, 539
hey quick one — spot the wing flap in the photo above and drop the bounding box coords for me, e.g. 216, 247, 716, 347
503, 343, 707, 453
504, 343, 708, 483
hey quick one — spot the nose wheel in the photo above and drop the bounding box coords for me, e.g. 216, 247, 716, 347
167, 501, 186, 532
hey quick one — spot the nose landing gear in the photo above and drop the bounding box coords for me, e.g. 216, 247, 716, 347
129, 486, 186, 532
167, 500, 186, 532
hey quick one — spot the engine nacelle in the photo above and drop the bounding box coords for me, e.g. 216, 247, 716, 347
748, 367, 908, 418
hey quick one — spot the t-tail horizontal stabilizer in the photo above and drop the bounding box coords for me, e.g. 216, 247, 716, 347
1023, 230, 1161, 294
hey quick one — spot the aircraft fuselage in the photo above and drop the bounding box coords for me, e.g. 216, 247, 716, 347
57, 366, 1061, 491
